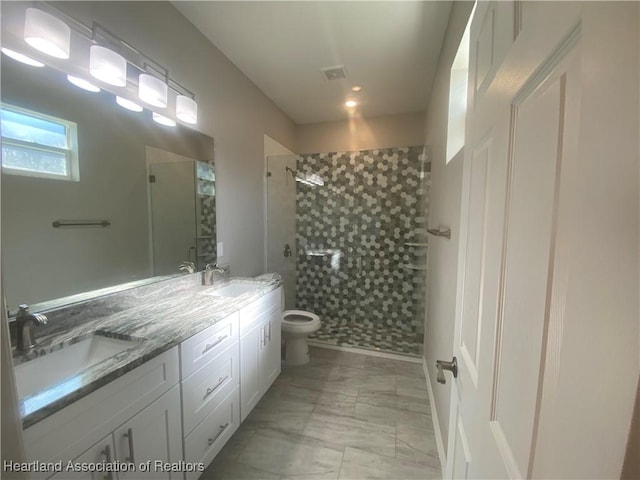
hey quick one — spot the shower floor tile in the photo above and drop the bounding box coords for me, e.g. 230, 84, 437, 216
309, 318, 422, 357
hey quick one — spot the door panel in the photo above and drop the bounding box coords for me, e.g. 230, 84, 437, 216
492, 60, 570, 473
459, 135, 492, 386
447, 3, 586, 479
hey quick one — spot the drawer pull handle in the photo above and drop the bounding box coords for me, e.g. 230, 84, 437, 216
123, 427, 135, 463
202, 335, 228, 355
208, 423, 229, 446
203, 375, 229, 400
102, 445, 113, 480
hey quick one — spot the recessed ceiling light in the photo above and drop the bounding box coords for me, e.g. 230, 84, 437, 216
1, 48, 44, 67
351, 85, 362, 92
345, 100, 357, 108
67, 75, 100, 92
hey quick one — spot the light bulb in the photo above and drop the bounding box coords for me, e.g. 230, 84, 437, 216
139, 74, 168, 108
24, 8, 70, 59
152, 112, 175, 127
176, 95, 197, 124
90, 45, 127, 87
67, 75, 100, 92
116, 96, 143, 112
1, 48, 44, 67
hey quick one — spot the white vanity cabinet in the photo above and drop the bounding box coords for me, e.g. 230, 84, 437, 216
239, 288, 282, 421
112, 386, 182, 479
26, 347, 181, 480
55, 386, 183, 480
179, 312, 241, 480
57, 434, 115, 480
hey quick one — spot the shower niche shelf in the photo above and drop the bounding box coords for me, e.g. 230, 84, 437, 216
400, 264, 428, 271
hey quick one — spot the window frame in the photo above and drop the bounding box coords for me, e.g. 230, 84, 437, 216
1, 103, 79, 181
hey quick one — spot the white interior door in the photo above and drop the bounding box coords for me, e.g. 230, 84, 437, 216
445, 2, 638, 479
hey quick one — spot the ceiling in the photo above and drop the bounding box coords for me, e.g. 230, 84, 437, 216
173, 1, 453, 125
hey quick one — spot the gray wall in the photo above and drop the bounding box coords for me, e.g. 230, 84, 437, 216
421, 1, 474, 450
52, 1, 297, 277
0, 0, 296, 456
296, 112, 426, 154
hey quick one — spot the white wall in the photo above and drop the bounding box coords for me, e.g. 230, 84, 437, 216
421, 0, 474, 452
296, 111, 426, 153
54, 1, 297, 277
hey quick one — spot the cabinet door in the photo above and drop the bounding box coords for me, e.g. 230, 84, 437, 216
261, 314, 281, 391
113, 385, 182, 479
51, 434, 116, 480
239, 324, 264, 421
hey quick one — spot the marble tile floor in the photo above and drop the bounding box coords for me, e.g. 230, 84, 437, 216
201, 346, 440, 480
309, 319, 423, 357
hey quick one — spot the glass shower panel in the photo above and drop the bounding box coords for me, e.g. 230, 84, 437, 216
270, 146, 430, 357
265, 154, 298, 310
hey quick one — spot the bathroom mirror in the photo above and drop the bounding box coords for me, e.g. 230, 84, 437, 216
1, 56, 216, 313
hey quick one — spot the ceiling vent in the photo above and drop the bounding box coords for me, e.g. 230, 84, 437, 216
321, 65, 347, 81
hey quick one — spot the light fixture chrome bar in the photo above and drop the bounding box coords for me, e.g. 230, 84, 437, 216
38, 1, 195, 99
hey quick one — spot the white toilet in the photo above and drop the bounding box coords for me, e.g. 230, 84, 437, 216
281, 310, 321, 366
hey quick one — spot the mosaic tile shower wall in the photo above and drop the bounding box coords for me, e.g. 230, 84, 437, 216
196, 161, 216, 269
296, 146, 431, 355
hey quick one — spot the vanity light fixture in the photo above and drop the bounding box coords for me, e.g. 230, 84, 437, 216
176, 95, 198, 124
89, 45, 127, 87
8, 3, 200, 128
116, 96, 143, 112
152, 112, 176, 127
351, 85, 362, 92
24, 8, 71, 59
139, 73, 168, 108
67, 75, 100, 92
345, 100, 357, 108
1, 48, 44, 67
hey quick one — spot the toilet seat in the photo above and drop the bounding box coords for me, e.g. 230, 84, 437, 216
282, 310, 321, 333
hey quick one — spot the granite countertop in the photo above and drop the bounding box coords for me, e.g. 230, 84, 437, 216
12, 276, 280, 429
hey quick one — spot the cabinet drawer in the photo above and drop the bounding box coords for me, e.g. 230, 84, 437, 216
182, 342, 239, 436
239, 288, 282, 336
181, 312, 238, 379
184, 387, 240, 479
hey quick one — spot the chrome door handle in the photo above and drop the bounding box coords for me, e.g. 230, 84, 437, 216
436, 357, 458, 384
202, 335, 228, 355
207, 423, 229, 446
102, 445, 113, 480
203, 375, 229, 400
123, 427, 135, 463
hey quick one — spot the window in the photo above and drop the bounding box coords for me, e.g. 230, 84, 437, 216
1, 104, 79, 181
446, 7, 474, 164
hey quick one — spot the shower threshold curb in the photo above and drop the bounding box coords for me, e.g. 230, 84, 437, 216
308, 340, 422, 364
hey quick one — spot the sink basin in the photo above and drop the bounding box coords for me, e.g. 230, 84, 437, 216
14, 334, 137, 400
201, 281, 262, 298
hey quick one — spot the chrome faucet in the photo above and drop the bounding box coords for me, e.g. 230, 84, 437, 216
178, 261, 196, 274
203, 263, 226, 285
16, 304, 48, 352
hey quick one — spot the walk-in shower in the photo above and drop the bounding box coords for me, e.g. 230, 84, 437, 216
266, 145, 430, 357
